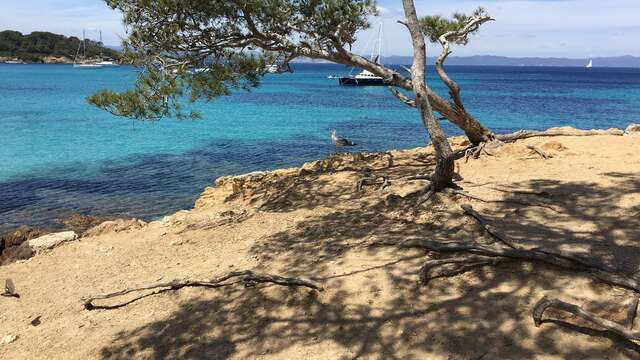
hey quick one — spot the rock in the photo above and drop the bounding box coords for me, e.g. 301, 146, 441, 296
0, 243, 35, 265
83, 219, 147, 237
28, 231, 78, 252
625, 123, 640, 135
1, 334, 17, 345
60, 213, 111, 235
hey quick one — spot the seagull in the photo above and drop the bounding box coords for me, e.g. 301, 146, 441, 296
2, 279, 19, 298
330, 129, 357, 147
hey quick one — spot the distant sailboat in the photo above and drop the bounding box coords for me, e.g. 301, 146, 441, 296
74, 30, 103, 69
586, 59, 593, 68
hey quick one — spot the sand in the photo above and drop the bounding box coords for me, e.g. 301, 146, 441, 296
1, 134, 640, 359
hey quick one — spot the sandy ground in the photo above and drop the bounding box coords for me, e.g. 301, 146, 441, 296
1, 134, 640, 359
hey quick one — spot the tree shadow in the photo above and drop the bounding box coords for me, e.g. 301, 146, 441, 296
99, 167, 640, 359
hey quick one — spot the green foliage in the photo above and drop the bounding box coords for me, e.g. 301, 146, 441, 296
420, 7, 487, 44
0, 30, 119, 61
91, 0, 377, 120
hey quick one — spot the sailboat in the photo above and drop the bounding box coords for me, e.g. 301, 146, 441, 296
94, 30, 120, 67
338, 25, 388, 86
586, 59, 593, 68
74, 30, 103, 69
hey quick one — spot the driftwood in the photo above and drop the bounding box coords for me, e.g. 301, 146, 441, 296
496, 128, 623, 143
533, 296, 640, 341
82, 270, 323, 310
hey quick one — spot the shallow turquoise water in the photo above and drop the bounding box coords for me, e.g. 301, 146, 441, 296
1, 63, 639, 230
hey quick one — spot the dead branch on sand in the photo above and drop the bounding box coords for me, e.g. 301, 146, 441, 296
82, 270, 323, 310
527, 145, 553, 159
533, 296, 640, 341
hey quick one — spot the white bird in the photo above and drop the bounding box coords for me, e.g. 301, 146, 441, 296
331, 129, 357, 147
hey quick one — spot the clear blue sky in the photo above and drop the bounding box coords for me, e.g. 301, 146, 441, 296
2, 0, 639, 58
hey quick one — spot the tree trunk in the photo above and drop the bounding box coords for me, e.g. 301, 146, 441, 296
402, 0, 454, 190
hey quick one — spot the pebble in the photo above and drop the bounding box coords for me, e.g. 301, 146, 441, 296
1, 334, 17, 345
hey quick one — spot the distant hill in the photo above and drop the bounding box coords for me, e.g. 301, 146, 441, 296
295, 55, 640, 68
382, 55, 640, 68
0, 30, 119, 64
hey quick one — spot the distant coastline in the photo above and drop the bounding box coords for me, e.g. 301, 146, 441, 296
295, 55, 640, 68
0, 30, 119, 64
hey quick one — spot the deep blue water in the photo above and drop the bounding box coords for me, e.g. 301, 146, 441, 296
1, 63, 639, 231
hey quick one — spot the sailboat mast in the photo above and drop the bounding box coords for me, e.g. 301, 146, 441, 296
82, 29, 86, 59
376, 24, 383, 65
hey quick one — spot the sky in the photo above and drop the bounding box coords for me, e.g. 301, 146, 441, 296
1, 0, 639, 58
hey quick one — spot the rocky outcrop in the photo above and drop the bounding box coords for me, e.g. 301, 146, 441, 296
28, 231, 78, 252
60, 213, 113, 235
0, 226, 47, 265
41, 55, 73, 64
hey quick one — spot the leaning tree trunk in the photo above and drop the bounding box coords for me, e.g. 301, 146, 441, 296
402, 0, 454, 190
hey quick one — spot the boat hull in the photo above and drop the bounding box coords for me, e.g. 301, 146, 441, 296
338, 77, 389, 86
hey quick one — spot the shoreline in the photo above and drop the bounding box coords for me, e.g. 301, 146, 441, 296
2, 125, 637, 266
1, 130, 640, 358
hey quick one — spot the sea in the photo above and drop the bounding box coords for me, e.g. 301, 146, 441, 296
1, 63, 639, 231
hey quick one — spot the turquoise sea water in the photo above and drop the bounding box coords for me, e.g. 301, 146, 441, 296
1, 63, 639, 231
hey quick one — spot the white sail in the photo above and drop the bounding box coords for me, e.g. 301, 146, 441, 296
586, 59, 593, 68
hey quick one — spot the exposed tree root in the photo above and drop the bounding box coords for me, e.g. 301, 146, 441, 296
443, 188, 559, 211
527, 145, 553, 159
490, 187, 551, 197
374, 236, 638, 291
460, 204, 516, 248
462, 141, 495, 163
356, 173, 390, 192
82, 270, 323, 310
533, 296, 640, 341
419, 255, 505, 284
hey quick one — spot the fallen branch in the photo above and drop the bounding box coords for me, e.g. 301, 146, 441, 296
497, 128, 623, 143
533, 296, 640, 340
82, 270, 323, 310
527, 145, 552, 159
